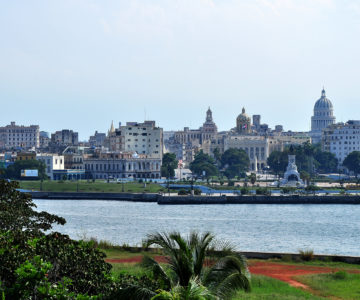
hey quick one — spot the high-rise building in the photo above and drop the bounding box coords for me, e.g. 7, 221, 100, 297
107, 121, 163, 159
89, 131, 106, 147
0, 122, 40, 149
51, 130, 79, 146
310, 89, 336, 144
322, 120, 360, 167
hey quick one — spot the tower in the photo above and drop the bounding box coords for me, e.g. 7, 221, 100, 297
236, 108, 251, 134
310, 88, 336, 144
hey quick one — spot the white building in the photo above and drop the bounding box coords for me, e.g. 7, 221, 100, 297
310, 89, 336, 144
107, 121, 163, 159
36, 154, 65, 179
84, 151, 161, 179
224, 135, 283, 171
322, 120, 360, 167
0, 122, 40, 149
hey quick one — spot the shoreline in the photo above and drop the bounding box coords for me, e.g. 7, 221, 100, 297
27, 191, 360, 204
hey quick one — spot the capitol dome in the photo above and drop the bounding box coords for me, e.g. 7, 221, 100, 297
310, 88, 336, 144
314, 89, 333, 110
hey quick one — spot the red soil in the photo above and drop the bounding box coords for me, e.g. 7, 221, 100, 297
248, 261, 335, 288
106, 256, 358, 289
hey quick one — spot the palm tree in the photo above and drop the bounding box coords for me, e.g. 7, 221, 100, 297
142, 231, 251, 300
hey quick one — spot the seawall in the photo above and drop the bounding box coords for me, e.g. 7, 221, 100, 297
28, 191, 158, 202
158, 195, 360, 204
28, 191, 360, 204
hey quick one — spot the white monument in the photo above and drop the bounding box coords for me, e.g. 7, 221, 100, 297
280, 155, 304, 187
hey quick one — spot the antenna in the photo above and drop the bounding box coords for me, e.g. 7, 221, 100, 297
144, 108, 147, 121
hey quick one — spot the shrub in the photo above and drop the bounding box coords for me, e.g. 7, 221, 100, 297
281, 187, 296, 194
228, 180, 234, 187
240, 187, 249, 195
256, 187, 271, 195
194, 188, 202, 195
281, 254, 293, 262
333, 271, 348, 280
178, 189, 188, 195
299, 249, 314, 261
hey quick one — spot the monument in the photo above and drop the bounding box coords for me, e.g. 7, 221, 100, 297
279, 155, 304, 187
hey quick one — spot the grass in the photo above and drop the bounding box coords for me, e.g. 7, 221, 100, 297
296, 272, 360, 299
99, 246, 360, 299
269, 258, 360, 270
19, 180, 164, 193
234, 275, 323, 299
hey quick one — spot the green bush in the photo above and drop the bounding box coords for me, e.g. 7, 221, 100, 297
333, 271, 348, 280
256, 187, 271, 195
299, 249, 314, 261
178, 189, 188, 195
240, 187, 249, 195
194, 188, 202, 195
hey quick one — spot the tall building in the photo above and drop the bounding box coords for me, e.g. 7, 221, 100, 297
310, 88, 336, 144
51, 130, 79, 146
107, 121, 163, 159
0, 122, 40, 149
172, 108, 218, 163
252, 115, 261, 131
174, 108, 217, 145
89, 131, 106, 147
322, 120, 360, 167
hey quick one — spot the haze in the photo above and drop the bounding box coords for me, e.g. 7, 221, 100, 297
1, 0, 359, 140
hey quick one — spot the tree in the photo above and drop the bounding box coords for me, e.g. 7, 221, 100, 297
249, 173, 256, 186
3, 159, 47, 180
221, 148, 250, 179
0, 180, 116, 297
343, 151, 360, 178
190, 150, 218, 178
213, 147, 222, 164
267, 151, 288, 176
0, 180, 65, 234
142, 231, 250, 299
314, 150, 338, 173
161, 153, 178, 179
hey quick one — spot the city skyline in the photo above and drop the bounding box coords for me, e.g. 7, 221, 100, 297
1, 1, 360, 139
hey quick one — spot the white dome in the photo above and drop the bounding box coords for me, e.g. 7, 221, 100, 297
314, 89, 333, 110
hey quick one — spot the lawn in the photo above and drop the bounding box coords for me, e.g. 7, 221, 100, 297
19, 180, 164, 193
100, 247, 360, 299
234, 275, 323, 300
296, 272, 360, 300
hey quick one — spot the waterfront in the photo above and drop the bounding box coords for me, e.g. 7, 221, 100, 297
34, 200, 360, 256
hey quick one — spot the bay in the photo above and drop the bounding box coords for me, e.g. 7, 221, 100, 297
34, 200, 360, 256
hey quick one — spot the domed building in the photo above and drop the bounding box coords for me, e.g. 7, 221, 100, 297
310, 88, 336, 144
236, 107, 251, 134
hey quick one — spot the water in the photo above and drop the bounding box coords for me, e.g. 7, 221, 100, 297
34, 200, 360, 256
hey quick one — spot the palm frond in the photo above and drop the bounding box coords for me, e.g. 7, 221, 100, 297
111, 285, 156, 300
172, 277, 218, 300
141, 255, 172, 288
204, 255, 250, 297
213, 272, 251, 299
192, 232, 214, 276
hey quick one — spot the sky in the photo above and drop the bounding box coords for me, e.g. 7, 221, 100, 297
1, 0, 360, 140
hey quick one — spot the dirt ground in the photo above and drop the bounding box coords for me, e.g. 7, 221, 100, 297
106, 256, 357, 289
